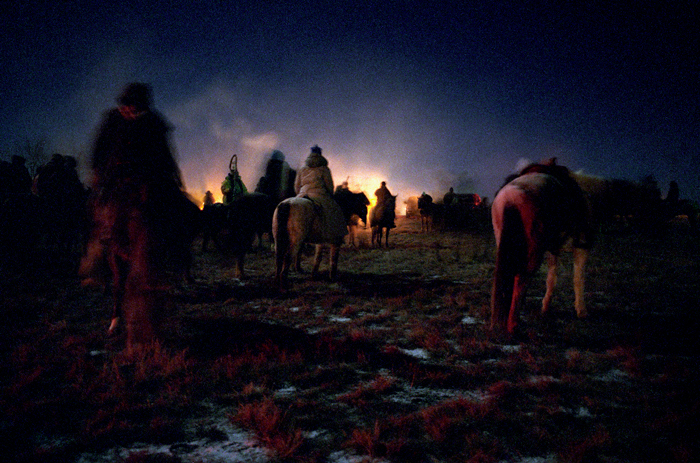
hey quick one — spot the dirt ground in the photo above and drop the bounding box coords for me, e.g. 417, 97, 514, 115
2, 216, 699, 462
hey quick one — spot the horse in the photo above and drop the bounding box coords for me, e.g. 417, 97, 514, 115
370, 194, 396, 247
417, 193, 434, 232
201, 192, 274, 278
333, 189, 370, 246
490, 159, 594, 336
444, 193, 483, 231
272, 192, 368, 288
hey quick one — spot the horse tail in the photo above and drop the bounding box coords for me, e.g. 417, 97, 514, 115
490, 199, 527, 333
273, 200, 291, 283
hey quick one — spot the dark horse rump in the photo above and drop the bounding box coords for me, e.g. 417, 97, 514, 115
201, 192, 274, 278
417, 193, 436, 232
333, 189, 369, 226
370, 194, 396, 246
333, 189, 370, 246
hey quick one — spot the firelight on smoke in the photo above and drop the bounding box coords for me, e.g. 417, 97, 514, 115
180, 148, 419, 216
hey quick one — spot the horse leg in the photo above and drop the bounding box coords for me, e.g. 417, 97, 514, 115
234, 251, 245, 279
573, 247, 588, 318
348, 226, 355, 247
311, 244, 323, 278
329, 244, 340, 280
384, 228, 390, 247
275, 241, 291, 289
541, 253, 558, 315
508, 273, 529, 334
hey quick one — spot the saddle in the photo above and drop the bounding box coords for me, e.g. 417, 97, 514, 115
301, 195, 324, 215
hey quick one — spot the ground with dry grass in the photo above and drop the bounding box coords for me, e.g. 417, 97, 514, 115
2, 217, 699, 462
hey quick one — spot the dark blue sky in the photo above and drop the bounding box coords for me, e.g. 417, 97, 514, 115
2, 1, 698, 206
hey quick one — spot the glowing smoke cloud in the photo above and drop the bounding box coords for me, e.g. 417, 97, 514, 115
46, 57, 594, 212
160, 80, 532, 213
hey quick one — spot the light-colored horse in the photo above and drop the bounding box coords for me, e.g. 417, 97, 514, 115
272, 197, 344, 288
490, 160, 593, 336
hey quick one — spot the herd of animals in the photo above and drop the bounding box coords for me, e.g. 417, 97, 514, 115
2, 151, 698, 349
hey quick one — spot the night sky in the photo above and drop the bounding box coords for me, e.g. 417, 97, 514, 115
2, 1, 698, 208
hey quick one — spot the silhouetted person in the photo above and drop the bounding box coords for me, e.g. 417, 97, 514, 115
374, 181, 392, 205
255, 150, 293, 204
221, 159, 247, 205
80, 82, 185, 286
666, 181, 679, 204
8, 155, 32, 195
443, 187, 455, 206
34, 154, 65, 199
334, 179, 349, 194
203, 190, 215, 207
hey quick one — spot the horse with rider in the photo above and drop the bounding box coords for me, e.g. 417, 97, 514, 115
273, 145, 350, 288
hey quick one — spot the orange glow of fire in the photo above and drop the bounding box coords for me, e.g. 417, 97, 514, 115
185, 170, 411, 214
186, 178, 225, 209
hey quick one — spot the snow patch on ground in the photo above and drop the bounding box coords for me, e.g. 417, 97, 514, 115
76, 403, 270, 463
399, 347, 430, 359
461, 315, 481, 325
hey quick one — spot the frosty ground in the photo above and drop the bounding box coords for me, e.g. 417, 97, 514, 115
2, 217, 699, 462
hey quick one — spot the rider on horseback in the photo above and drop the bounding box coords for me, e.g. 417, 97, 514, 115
294, 145, 347, 242
374, 181, 396, 229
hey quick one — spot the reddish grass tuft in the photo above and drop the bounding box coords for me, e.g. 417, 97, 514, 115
233, 398, 305, 458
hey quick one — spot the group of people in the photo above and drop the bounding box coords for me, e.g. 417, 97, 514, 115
78, 82, 398, 287
0, 152, 86, 203
1, 150, 89, 264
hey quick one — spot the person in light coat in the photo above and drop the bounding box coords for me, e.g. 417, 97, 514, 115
294, 145, 347, 242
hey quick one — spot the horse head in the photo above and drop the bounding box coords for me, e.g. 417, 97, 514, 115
357, 192, 370, 226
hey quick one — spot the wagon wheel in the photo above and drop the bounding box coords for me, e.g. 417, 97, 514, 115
229, 154, 238, 173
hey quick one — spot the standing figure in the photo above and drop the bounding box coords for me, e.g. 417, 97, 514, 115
8, 155, 33, 195
443, 187, 455, 207
80, 82, 194, 350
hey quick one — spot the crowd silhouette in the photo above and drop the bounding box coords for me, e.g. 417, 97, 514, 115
1, 153, 89, 270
